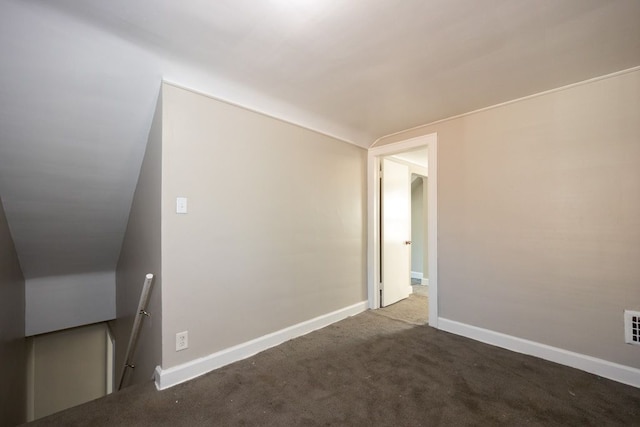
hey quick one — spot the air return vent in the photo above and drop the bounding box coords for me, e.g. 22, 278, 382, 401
624, 310, 640, 345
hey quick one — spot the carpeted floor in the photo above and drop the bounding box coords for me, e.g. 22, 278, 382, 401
375, 293, 428, 325
24, 297, 640, 426
412, 284, 429, 298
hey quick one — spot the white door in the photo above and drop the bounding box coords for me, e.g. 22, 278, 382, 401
381, 158, 411, 306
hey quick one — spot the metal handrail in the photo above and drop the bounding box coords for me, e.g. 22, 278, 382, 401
117, 273, 154, 390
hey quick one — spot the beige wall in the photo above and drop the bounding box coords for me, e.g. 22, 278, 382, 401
29, 323, 108, 420
115, 91, 163, 386
0, 198, 26, 426
376, 69, 640, 368
161, 83, 367, 368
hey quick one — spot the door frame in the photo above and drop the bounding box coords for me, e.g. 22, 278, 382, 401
367, 133, 438, 327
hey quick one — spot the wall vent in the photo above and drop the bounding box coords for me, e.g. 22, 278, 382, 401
624, 310, 640, 345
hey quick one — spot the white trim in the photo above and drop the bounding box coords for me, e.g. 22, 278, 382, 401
438, 318, 640, 389
154, 301, 368, 390
411, 272, 430, 289
371, 66, 640, 147
26, 337, 35, 422
106, 325, 114, 395
368, 133, 438, 327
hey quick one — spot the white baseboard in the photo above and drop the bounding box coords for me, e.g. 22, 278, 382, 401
410, 272, 429, 288
155, 301, 368, 390
438, 318, 640, 389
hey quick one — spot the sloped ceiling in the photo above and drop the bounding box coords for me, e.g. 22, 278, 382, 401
0, 0, 639, 281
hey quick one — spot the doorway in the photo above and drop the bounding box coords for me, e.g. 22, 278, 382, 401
410, 172, 428, 295
367, 133, 438, 327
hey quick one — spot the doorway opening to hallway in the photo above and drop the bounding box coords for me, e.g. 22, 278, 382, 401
367, 133, 438, 327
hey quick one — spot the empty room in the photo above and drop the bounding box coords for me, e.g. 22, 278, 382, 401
1, 1, 639, 425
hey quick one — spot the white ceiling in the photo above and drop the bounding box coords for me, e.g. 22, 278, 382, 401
1, 0, 639, 280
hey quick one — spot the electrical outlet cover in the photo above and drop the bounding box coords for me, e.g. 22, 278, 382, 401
176, 331, 189, 351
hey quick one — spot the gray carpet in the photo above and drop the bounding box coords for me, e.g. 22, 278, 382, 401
25, 301, 640, 426
375, 294, 428, 325
412, 284, 429, 297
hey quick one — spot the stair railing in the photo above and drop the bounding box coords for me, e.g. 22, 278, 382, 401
117, 273, 155, 390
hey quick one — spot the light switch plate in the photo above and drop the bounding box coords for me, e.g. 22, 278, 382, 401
176, 197, 188, 214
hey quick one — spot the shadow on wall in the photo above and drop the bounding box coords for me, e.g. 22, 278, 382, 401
0, 197, 26, 426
